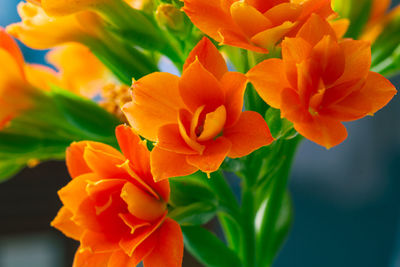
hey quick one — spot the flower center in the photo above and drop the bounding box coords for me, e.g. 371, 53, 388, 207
193, 105, 227, 142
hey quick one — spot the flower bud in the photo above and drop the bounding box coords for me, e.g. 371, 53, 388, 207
156, 4, 185, 32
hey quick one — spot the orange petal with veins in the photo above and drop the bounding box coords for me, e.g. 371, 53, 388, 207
123, 72, 184, 141
224, 111, 273, 158
83, 143, 127, 179
143, 218, 183, 267
118, 213, 166, 256
72, 247, 111, 267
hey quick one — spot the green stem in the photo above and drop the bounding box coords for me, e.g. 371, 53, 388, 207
209, 171, 240, 218
240, 181, 256, 267
98, 0, 185, 68
256, 136, 302, 267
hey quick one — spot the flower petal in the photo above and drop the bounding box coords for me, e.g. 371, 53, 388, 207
150, 146, 198, 181
51, 207, 83, 240
280, 88, 312, 124
178, 109, 205, 153
143, 218, 183, 267
108, 233, 157, 267
183, 37, 228, 80
230, 1, 272, 37
66, 141, 92, 178
321, 72, 397, 121
115, 125, 150, 178
197, 105, 227, 142
116, 125, 170, 202
218, 28, 268, 53
311, 35, 345, 85
72, 246, 111, 267
157, 124, 199, 154
58, 173, 99, 214
182, 0, 237, 42
296, 13, 337, 46
179, 59, 224, 113
120, 182, 166, 221
0, 28, 25, 77
335, 39, 371, 84
119, 213, 166, 257
186, 137, 232, 173
263, 3, 301, 25
294, 115, 348, 149
246, 58, 289, 109
83, 143, 128, 179
81, 230, 121, 253
122, 72, 183, 141
251, 21, 296, 50
224, 111, 273, 158
220, 71, 248, 127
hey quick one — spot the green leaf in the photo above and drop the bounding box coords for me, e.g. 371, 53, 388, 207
0, 161, 25, 183
169, 175, 216, 207
255, 136, 301, 267
182, 225, 242, 267
264, 108, 297, 140
50, 86, 120, 146
256, 191, 293, 265
265, 108, 282, 138
343, 0, 373, 39
169, 201, 217, 225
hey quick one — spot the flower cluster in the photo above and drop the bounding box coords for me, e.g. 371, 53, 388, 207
0, 0, 398, 266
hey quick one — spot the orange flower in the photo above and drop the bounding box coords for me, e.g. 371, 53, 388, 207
182, 0, 335, 53
0, 28, 54, 129
46, 43, 116, 98
247, 14, 397, 148
51, 125, 183, 267
6, 2, 103, 50
28, 0, 149, 16
123, 37, 273, 180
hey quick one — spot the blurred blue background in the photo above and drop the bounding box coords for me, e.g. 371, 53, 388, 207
1, 1, 400, 267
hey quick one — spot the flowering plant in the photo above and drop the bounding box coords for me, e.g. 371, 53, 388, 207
0, 0, 399, 266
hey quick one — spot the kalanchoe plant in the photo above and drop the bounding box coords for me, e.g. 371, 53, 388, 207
0, 0, 399, 266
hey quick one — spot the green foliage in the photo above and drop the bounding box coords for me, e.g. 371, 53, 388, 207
265, 108, 297, 140
0, 87, 121, 182
168, 174, 218, 225
371, 15, 400, 77
182, 225, 242, 267
334, 0, 373, 39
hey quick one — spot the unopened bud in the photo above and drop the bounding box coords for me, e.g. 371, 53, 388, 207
156, 4, 185, 33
